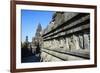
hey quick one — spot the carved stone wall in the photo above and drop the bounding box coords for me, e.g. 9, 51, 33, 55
41, 12, 90, 62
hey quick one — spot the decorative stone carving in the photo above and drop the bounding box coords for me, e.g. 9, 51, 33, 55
83, 34, 90, 49
79, 35, 84, 49
64, 37, 70, 51
72, 35, 80, 50
41, 12, 90, 61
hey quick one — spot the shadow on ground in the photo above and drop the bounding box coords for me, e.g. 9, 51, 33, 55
21, 48, 41, 63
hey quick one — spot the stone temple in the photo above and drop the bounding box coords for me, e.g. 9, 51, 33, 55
31, 23, 43, 55
41, 12, 90, 62
22, 12, 90, 62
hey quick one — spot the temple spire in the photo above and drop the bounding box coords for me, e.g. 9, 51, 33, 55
35, 23, 42, 37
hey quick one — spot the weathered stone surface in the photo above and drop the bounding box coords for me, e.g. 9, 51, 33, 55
72, 35, 80, 50
41, 51, 62, 62
79, 35, 84, 49
64, 13, 78, 22
54, 12, 65, 26
43, 15, 90, 39
83, 34, 90, 49
64, 38, 70, 51
41, 49, 85, 61
41, 12, 90, 62
66, 24, 89, 34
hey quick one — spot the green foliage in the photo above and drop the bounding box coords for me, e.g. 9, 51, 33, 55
21, 42, 29, 49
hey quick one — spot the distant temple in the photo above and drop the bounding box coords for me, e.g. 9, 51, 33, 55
35, 23, 42, 37
31, 23, 43, 55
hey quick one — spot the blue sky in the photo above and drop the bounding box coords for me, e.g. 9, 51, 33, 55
21, 9, 54, 42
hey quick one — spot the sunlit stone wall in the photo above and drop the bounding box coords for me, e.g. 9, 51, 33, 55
41, 12, 90, 62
